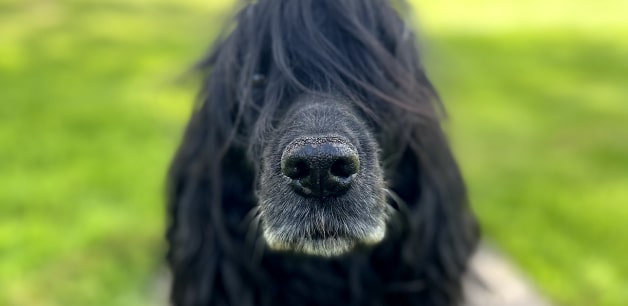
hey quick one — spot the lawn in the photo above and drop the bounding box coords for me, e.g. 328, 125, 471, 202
1, 0, 626, 305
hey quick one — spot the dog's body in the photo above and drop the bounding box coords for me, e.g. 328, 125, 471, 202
167, 0, 479, 305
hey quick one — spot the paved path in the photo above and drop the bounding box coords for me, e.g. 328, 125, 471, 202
464, 244, 551, 306
153, 244, 552, 306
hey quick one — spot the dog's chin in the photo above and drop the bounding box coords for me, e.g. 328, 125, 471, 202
263, 225, 386, 257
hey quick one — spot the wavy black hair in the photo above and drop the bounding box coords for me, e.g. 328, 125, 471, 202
167, 0, 479, 305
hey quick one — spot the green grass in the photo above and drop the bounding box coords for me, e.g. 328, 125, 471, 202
428, 34, 628, 306
0, 1, 228, 305
1, 0, 626, 305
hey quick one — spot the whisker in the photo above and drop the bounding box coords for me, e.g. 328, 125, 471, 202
245, 212, 262, 249
384, 188, 409, 214
240, 205, 261, 231
252, 234, 266, 264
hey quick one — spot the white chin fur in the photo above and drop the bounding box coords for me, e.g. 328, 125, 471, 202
263, 225, 386, 257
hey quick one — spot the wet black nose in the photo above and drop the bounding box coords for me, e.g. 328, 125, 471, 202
281, 140, 359, 197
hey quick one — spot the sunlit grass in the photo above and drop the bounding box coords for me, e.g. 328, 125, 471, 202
426, 32, 628, 305
1, 1, 626, 305
0, 1, 226, 305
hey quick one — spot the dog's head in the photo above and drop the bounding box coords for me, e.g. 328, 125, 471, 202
167, 0, 479, 304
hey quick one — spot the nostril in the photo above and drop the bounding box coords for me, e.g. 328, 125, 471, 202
282, 158, 310, 180
330, 157, 359, 178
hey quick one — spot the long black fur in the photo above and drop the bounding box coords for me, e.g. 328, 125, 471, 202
167, 0, 479, 305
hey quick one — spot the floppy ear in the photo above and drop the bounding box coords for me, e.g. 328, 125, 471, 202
388, 125, 479, 303
166, 94, 259, 305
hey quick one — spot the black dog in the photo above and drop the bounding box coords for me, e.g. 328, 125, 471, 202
167, 0, 479, 305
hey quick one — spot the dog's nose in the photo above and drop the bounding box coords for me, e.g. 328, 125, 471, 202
281, 140, 359, 197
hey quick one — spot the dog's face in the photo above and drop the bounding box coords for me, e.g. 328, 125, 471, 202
258, 94, 389, 256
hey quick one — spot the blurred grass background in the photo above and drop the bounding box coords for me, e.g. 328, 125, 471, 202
0, 0, 626, 305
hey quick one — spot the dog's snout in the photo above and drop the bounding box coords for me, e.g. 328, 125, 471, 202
281, 140, 359, 197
